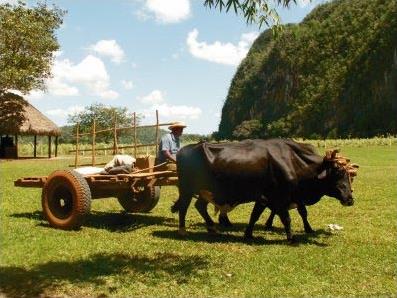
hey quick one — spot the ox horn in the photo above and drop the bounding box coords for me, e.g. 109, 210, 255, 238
325, 149, 339, 160
348, 170, 358, 177
325, 150, 332, 160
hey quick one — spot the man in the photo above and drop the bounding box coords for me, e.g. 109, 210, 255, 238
157, 121, 186, 164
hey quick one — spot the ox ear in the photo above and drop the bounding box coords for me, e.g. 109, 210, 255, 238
325, 149, 339, 161
318, 170, 327, 179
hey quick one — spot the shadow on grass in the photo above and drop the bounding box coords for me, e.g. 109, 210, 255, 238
153, 226, 331, 247
10, 212, 331, 246
0, 252, 208, 298
215, 222, 332, 246
11, 211, 175, 232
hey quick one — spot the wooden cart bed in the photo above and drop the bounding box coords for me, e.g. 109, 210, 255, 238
14, 170, 178, 189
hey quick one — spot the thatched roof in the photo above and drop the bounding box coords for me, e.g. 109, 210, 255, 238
0, 92, 61, 136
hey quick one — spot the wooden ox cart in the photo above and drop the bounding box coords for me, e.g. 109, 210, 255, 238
14, 111, 179, 230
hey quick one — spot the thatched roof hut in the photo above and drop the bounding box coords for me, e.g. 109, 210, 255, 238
16, 102, 61, 136
0, 92, 60, 158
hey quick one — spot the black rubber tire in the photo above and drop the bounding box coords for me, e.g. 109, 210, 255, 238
42, 170, 91, 230
117, 186, 160, 213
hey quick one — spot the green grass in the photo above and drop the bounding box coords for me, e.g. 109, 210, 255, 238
1, 145, 396, 297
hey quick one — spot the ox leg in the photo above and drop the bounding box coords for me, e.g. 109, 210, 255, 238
278, 210, 295, 243
264, 210, 276, 230
177, 194, 193, 236
194, 199, 217, 234
297, 204, 314, 233
244, 201, 266, 240
218, 213, 233, 227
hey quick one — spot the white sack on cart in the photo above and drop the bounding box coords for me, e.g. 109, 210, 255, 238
74, 166, 104, 175
104, 154, 136, 172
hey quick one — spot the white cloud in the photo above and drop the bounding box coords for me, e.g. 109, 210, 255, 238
153, 103, 201, 120
138, 89, 202, 121
49, 55, 119, 100
297, 0, 311, 7
186, 29, 259, 66
0, 0, 18, 5
89, 40, 125, 64
140, 0, 191, 24
46, 105, 85, 119
121, 80, 134, 90
139, 89, 165, 105
47, 78, 79, 96
26, 90, 45, 101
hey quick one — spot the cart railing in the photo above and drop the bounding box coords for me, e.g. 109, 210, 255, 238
70, 110, 172, 168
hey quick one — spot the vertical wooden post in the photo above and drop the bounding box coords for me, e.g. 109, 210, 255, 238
33, 135, 37, 158
74, 123, 80, 168
48, 135, 52, 158
14, 134, 18, 159
133, 112, 137, 158
113, 113, 118, 155
55, 136, 58, 157
155, 110, 159, 155
92, 118, 96, 166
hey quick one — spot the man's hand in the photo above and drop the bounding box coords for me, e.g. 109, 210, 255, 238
163, 150, 176, 163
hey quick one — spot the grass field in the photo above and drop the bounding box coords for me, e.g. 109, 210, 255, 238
1, 144, 396, 297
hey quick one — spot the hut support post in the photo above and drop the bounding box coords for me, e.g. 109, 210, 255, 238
14, 134, 18, 159
74, 123, 80, 168
33, 135, 37, 158
55, 136, 58, 157
48, 136, 52, 158
133, 112, 137, 157
92, 118, 96, 166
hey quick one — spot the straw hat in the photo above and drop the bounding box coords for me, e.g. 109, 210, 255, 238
168, 121, 187, 130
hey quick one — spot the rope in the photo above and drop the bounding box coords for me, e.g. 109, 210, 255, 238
131, 161, 169, 174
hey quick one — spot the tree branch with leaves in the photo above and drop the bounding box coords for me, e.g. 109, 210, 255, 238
204, 0, 300, 28
0, 2, 65, 95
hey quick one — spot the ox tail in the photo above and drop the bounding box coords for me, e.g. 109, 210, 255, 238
171, 194, 198, 213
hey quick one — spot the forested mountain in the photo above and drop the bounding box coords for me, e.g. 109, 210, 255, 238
218, 0, 397, 139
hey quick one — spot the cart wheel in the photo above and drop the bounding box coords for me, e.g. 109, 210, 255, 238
117, 186, 160, 213
42, 170, 91, 230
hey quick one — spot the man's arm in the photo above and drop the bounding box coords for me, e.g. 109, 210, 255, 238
162, 150, 176, 163
159, 135, 176, 163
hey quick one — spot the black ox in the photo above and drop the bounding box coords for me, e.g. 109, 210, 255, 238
219, 153, 359, 234
171, 139, 357, 242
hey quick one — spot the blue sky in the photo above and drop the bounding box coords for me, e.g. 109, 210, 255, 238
5, 0, 326, 134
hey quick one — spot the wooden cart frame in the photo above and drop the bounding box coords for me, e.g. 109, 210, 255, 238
14, 111, 179, 230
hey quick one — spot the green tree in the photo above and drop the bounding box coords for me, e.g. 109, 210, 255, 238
68, 103, 137, 144
204, 0, 300, 27
0, 2, 64, 94
232, 119, 263, 139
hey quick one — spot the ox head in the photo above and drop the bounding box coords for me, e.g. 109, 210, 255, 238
319, 149, 359, 206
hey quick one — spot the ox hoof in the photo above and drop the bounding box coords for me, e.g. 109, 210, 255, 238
304, 228, 315, 234
287, 236, 298, 245
178, 228, 187, 237
264, 225, 274, 231
207, 226, 219, 235
218, 217, 233, 228
243, 233, 254, 242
